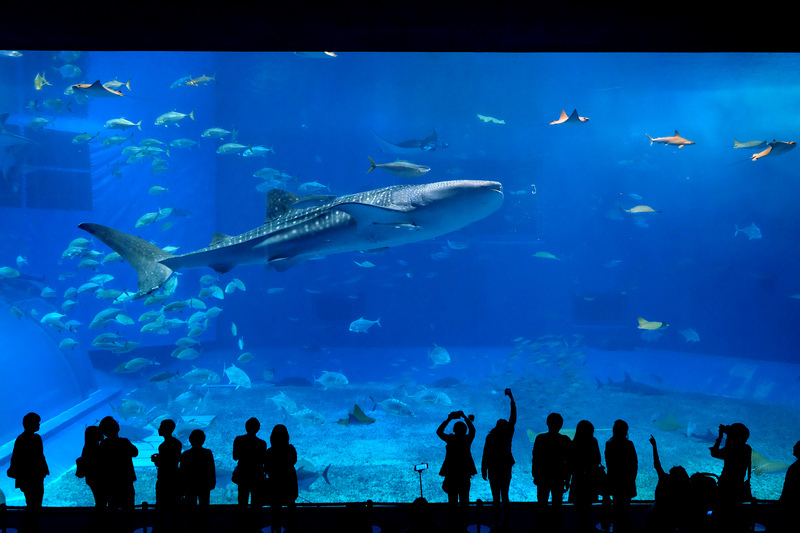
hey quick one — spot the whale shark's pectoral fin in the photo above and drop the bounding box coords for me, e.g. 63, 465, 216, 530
334, 202, 415, 229
209, 263, 236, 274
210, 232, 230, 246
268, 256, 307, 272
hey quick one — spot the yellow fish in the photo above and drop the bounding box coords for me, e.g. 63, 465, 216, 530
34, 72, 51, 91
652, 413, 685, 431
638, 316, 668, 330
622, 205, 661, 214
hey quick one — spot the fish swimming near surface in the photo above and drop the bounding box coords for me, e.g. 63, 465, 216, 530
646, 131, 695, 148
549, 109, 589, 125
78, 180, 503, 298
735, 223, 761, 240
72, 80, 124, 98
596, 372, 665, 396
366, 156, 430, 179
637, 316, 668, 330
733, 139, 768, 149
372, 129, 447, 154
751, 140, 796, 161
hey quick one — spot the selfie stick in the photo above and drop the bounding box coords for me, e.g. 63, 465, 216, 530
415, 465, 426, 499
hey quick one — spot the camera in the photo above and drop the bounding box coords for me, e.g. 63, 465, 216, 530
414, 463, 428, 472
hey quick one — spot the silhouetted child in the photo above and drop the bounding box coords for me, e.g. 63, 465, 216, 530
232, 417, 267, 507
78, 425, 105, 508
180, 429, 215, 533
709, 422, 752, 532
481, 388, 516, 528
532, 412, 571, 532
644, 435, 689, 533
151, 418, 182, 531
402, 497, 443, 533
98, 415, 138, 532
437, 410, 476, 532
8, 412, 49, 510
569, 420, 605, 533
265, 424, 298, 532
605, 419, 637, 533
778, 440, 799, 533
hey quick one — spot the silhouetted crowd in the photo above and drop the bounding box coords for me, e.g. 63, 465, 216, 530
6, 401, 800, 533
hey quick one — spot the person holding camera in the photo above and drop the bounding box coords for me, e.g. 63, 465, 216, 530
709, 422, 752, 532
437, 410, 477, 532
481, 388, 516, 529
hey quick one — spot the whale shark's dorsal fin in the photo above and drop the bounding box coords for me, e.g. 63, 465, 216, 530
266, 189, 301, 222
210, 232, 230, 246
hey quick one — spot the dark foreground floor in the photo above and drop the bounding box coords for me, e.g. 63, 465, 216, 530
0, 500, 783, 533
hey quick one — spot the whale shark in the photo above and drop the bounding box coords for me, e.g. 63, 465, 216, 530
79, 180, 503, 298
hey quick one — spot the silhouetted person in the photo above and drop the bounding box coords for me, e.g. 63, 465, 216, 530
709, 422, 752, 533
605, 419, 637, 533
532, 412, 571, 532
778, 440, 799, 533
98, 415, 138, 532
78, 425, 105, 508
569, 420, 605, 533
644, 435, 689, 533
265, 424, 298, 532
437, 410, 476, 533
151, 419, 182, 531
8, 412, 48, 532
180, 429, 215, 533
481, 388, 516, 529
402, 497, 443, 533
233, 417, 267, 507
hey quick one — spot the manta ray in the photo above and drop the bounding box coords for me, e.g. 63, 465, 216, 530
751, 140, 796, 161
72, 80, 124, 98
646, 131, 695, 148
372, 129, 446, 154
79, 180, 503, 298
549, 109, 589, 125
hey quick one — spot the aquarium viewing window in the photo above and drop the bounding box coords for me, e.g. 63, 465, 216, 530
0, 51, 798, 507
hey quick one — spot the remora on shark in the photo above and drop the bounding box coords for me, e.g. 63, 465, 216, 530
79, 180, 504, 298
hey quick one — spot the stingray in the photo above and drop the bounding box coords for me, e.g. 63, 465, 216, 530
72, 80, 124, 98
372, 129, 445, 154
337, 404, 376, 425
549, 109, 589, 125
751, 449, 790, 476
652, 413, 685, 432
751, 140, 796, 161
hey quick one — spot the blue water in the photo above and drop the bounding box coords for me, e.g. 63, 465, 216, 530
1, 52, 799, 506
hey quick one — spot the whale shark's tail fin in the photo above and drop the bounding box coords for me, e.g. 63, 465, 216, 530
78, 223, 175, 298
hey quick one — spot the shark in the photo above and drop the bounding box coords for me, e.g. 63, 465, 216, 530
0, 113, 35, 150
646, 130, 695, 148
595, 372, 666, 396
79, 180, 503, 298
